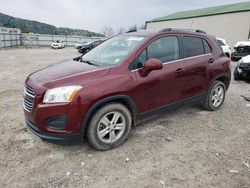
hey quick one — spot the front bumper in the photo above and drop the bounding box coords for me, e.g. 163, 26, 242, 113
23, 81, 88, 144
239, 63, 250, 71
234, 63, 250, 80
26, 119, 81, 144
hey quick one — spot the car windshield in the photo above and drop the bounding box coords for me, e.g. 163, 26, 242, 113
81, 35, 146, 67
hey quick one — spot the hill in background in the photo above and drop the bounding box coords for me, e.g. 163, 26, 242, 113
0, 12, 104, 37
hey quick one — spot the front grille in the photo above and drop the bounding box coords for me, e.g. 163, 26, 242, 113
24, 85, 35, 98
23, 98, 34, 112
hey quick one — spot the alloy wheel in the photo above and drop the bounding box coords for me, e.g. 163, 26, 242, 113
211, 85, 225, 108
97, 111, 126, 144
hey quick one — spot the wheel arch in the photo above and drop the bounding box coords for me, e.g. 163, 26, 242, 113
81, 95, 137, 140
225, 52, 230, 58
213, 74, 231, 90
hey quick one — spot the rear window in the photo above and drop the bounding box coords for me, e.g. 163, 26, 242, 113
183, 36, 211, 58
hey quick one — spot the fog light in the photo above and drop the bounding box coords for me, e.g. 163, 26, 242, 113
47, 115, 67, 130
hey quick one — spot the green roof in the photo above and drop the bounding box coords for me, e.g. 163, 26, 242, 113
148, 1, 250, 23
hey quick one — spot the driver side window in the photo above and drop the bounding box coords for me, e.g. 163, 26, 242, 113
138, 49, 147, 68
137, 36, 180, 68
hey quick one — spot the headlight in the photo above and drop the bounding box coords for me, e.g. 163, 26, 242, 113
43, 85, 82, 103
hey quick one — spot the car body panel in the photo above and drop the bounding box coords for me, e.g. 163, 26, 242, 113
23, 29, 231, 144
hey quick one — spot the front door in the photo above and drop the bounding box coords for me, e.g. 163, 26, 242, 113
131, 36, 186, 113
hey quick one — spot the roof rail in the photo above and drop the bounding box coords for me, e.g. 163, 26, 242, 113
159, 28, 172, 32
159, 28, 207, 34
126, 29, 137, 33
195, 29, 206, 34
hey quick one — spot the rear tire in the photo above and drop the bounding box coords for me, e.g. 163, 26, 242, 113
87, 103, 132, 150
202, 81, 226, 111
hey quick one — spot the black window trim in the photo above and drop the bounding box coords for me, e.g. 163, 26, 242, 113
129, 34, 213, 72
130, 52, 212, 72
202, 38, 212, 54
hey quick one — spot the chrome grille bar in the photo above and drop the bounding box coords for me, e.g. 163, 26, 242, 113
23, 98, 34, 112
24, 85, 35, 98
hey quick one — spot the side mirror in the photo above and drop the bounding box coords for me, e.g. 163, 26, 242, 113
139, 58, 162, 77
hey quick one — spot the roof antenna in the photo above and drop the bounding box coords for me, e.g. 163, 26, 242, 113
189, 20, 194, 30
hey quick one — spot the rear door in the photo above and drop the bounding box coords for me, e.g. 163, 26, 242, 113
131, 35, 186, 113
182, 36, 213, 98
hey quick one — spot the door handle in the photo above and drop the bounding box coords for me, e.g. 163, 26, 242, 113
208, 58, 214, 63
175, 68, 184, 73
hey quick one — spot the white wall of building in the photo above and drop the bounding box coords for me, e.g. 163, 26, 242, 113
146, 11, 250, 47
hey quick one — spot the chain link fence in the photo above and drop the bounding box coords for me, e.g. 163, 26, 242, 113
0, 33, 105, 48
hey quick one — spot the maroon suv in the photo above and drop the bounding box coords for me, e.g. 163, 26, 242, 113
23, 29, 231, 150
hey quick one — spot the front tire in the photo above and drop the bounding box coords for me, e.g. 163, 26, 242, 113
202, 81, 226, 111
87, 103, 132, 150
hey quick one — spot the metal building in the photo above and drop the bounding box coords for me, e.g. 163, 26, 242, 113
146, 1, 250, 47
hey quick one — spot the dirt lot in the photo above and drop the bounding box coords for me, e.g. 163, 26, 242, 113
0, 47, 249, 188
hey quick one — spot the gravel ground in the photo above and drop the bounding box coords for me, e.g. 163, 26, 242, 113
0, 47, 249, 188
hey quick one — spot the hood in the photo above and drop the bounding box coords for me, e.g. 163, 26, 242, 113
81, 44, 92, 48
28, 59, 110, 90
241, 55, 250, 64
234, 41, 250, 48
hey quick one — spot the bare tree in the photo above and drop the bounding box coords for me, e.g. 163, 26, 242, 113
127, 24, 146, 32
116, 27, 126, 35
101, 26, 115, 37
137, 24, 146, 30
128, 25, 137, 31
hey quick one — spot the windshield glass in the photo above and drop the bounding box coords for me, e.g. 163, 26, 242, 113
81, 36, 146, 67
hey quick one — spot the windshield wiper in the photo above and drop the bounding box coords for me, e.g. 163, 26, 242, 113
81, 59, 99, 66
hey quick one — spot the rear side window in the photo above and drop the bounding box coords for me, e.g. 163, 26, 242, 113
203, 39, 212, 54
183, 36, 212, 58
138, 36, 180, 67
183, 36, 204, 58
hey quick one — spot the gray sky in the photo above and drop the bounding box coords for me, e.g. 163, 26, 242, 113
0, 0, 248, 33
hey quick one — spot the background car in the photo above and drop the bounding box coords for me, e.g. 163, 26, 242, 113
231, 41, 250, 61
78, 40, 104, 54
74, 41, 87, 49
234, 55, 250, 81
216, 37, 231, 58
51, 40, 65, 49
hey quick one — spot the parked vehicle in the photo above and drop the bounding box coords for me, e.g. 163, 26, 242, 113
78, 40, 103, 54
216, 37, 231, 58
51, 40, 65, 49
231, 41, 250, 61
234, 55, 250, 81
74, 41, 87, 49
23, 28, 231, 150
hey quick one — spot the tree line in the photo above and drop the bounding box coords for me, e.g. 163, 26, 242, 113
0, 12, 103, 37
